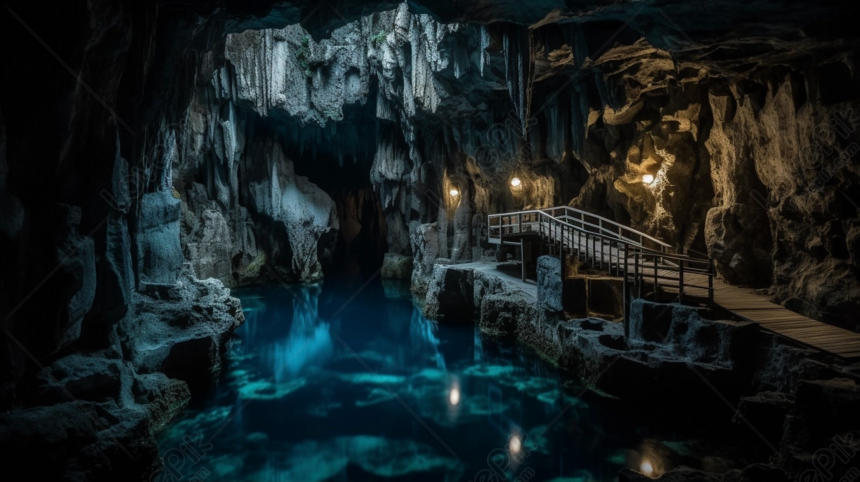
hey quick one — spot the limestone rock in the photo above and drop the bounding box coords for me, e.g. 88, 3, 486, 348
133, 373, 191, 436
186, 209, 233, 283
628, 300, 760, 369
536, 255, 563, 313
409, 222, 442, 294
123, 265, 244, 396
35, 355, 125, 405
249, 141, 338, 282
381, 252, 413, 279
423, 263, 474, 321
50, 204, 97, 354
137, 190, 184, 285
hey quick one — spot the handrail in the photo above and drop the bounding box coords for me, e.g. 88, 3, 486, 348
488, 208, 674, 255
486, 206, 716, 313
541, 206, 672, 251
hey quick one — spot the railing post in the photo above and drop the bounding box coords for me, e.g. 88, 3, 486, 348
634, 252, 640, 298
599, 237, 604, 271
559, 225, 564, 264
611, 241, 615, 276
585, 233, 590, 266
606, 239, 611, 275
601, 238, 606, 272
709, 258, 714, 304
623, 244, 629, 282
520, 238, 526, 282
653, 255, 659, 301
678, 260, 685, 304
623, 243, 630, 338
591, 234, 596, 267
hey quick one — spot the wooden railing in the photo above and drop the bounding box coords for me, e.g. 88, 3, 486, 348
487, 207, 715, 310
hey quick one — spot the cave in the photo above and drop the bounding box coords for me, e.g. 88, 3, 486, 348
1, 1, 860, 481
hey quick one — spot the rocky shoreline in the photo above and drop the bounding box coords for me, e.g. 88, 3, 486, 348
0, 266, 244, 481
422, 258, 860, 481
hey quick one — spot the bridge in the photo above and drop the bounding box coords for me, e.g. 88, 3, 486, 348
488, 206, 860, 359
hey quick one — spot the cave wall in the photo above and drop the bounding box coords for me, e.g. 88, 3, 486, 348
0, 0, 859, 478
174, 3, 860, 335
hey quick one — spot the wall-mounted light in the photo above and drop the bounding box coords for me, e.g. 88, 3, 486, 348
509, 435, 522, 454
640, 460, 654, 476
449, 188, 460, 197
448, 387, 460, 406
642, 174, 655, 185
510, 177, 522, 188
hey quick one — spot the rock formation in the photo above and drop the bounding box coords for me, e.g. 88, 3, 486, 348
1, 0, 859, 479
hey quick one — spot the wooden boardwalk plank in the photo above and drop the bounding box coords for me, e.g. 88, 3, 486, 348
710, 278, 860, 359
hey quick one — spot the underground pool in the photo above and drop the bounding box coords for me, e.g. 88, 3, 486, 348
156, 276, 758, 482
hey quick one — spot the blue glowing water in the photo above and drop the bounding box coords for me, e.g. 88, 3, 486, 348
156, 276, 749, 482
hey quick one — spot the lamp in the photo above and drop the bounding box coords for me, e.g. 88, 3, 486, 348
510, 177, 521, 187
640, 460, 654, 475
449, 188, 460, 197
509, 435, 522, 454
642, 174, 655, 185
449, 387, 460, 406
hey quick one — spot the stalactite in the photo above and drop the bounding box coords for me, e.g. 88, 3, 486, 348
503, 25, 532, 138
480, 25, 490, 78
570, 83, 589, 159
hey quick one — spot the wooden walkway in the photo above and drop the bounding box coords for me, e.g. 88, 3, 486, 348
489, 208, 860, 360
638, 265, 860, 359
711, 280, 860, 359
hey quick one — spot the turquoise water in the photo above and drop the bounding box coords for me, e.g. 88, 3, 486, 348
156, 276, 749, 482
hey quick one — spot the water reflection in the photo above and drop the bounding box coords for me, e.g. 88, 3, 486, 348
157, 278, 751, 482
267, 284, 332, 380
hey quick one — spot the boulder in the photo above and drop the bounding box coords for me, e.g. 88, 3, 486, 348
628, 300, 760, 369
124, 265, 244, 397
536, 255, 563, 313
423, 264, 474, 322
381, 252, 413, 279
480, 293, 528, 336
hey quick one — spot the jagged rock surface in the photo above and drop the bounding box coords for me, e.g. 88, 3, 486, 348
2, 0, 860, 480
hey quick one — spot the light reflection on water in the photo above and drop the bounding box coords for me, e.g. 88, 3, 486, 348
156, 277, 747, 482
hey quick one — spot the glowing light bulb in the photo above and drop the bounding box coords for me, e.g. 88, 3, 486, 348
509, 435, 522, 454
640, 460, 654, 475
511, 177, 522, 187
449, 388, 460, 406
449, 189, 459, 197
642, 174, 655, 185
